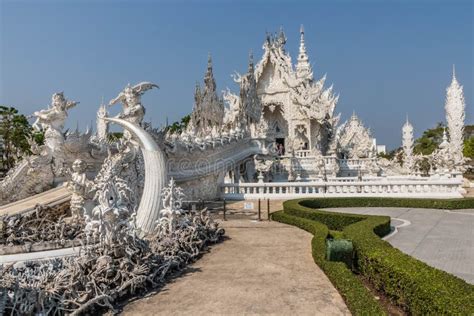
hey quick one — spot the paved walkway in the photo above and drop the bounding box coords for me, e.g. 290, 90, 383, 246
0, 186, 70, 216
0, 246, 80, 264
324, 207, 474, 284
122, 219, 349, 315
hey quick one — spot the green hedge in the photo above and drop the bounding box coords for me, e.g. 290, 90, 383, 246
271, 211, 386, 315
279, 198, 474, 315
298, 196, 474, 210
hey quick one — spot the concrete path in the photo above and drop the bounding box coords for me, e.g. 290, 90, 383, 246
0, 186, 70, 216
324, 207, 474, 284
0, 246, 80, 264
122, 219, 349, 316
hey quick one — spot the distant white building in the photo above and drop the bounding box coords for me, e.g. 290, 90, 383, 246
376, 145, 386, 155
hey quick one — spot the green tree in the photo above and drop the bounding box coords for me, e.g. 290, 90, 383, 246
167, 114, 191, 134
464, 137, 474, 159
378, 148, 400, 160
0, 106, 33, 170
413, 122, 445, 155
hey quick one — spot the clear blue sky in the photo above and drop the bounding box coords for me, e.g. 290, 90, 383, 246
0, 0, 472, 149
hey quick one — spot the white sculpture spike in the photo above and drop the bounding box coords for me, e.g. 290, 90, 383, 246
104, 116, 168, 234
444, 65, 465, 167
402, 116, 414, 171
296, 24, 313, 80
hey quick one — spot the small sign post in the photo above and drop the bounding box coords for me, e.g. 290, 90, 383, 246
244, 202, 254, 210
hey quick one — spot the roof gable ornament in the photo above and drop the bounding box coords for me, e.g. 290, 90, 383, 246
296, 25, 313, 81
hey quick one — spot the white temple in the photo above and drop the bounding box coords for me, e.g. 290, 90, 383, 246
0, 27, 469, 205
171, 27, 381, 187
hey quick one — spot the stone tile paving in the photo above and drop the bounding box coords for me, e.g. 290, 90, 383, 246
324, 207, 474, 284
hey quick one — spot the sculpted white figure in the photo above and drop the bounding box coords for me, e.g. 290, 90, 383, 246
254, 154, 274, 182
32, 92, 79, 152
67, 159, 94, 219
109, 82, 159, 127
86, 179, 133, 245
158, 178, 185, 233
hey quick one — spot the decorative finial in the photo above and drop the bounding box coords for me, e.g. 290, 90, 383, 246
207, 52, 212, 68
278, 26, 286, 45
248, 50, 254, 72
406, 113, 409, 124
441, 127, 448, 146
300, 24, 304, 35
452, 64, 456, 80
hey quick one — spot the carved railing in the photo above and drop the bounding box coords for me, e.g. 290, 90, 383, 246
220, 178, 464, 200
168, 138, 268, 181
295, 150, 312, 158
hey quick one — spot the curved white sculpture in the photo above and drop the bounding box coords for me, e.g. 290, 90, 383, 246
104, 117, 168, 234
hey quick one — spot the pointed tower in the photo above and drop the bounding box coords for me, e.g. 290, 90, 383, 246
203, 53, 217, 93
296, 25, 313, 81
193, 82, 201, 111
240, 52, 262, 124
95, 98, 109, 143
444, 65, 466, 165
187, 53, 224, 135
439, 127, 449, 149
402, 116, 414, 171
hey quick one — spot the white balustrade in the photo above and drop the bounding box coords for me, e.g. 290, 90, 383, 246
220, 178, 464, 200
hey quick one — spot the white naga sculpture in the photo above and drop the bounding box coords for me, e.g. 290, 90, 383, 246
103, 117, 168, 234
32, 92, 79, 152
402, 117, 415, 173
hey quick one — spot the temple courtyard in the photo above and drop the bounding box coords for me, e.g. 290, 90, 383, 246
122, 218, 350, 315
1, 2, 472, 314
120, 202, 474, 314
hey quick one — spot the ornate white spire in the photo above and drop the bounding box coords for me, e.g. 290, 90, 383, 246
439, 127, 449, 149
402, 116, 414, 171
296, 25, 313, 81
248, 51, 254, 73
187, 53, 224, 135
204, 53, 216, 92
444, 65, 465, 165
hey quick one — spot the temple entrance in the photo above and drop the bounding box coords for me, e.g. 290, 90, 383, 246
275, 138, 285, 156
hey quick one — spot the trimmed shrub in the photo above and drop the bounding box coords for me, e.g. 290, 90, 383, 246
271, 211, 386, 315
298, 196, 474, 210
283, 200, 367, 231
345, 216, 474, 314
280, 198, 474, 315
